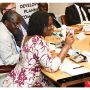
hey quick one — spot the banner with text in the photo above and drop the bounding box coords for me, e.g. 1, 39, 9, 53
16, 3, 38, 23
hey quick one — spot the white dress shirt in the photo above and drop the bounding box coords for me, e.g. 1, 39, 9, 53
0, 22, 20, 87
19, 24, 27, 36
0, 22, 19, 65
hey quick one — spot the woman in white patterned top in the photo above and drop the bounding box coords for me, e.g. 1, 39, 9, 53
2, 11, 74, 87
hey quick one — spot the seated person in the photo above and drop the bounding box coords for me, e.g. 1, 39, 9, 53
48, 13, 61, 29
38, 3, 61, 28
1, 4, 27, 47
2, 11, 74, 87
38, 3, 48, 12
65, 3, 90, 26
0, 10, 21, 86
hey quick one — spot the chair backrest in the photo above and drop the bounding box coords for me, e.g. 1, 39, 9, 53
0, 64, 16, 73
60, 15, 68, 25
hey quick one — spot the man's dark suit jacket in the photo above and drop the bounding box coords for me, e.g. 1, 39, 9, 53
65, 4, 90, 26
15, 16, 28, 47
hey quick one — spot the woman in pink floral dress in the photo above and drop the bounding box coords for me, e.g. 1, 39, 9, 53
2, 11, 74, 87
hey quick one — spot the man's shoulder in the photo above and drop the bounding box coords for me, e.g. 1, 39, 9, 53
0, 23, 10, 40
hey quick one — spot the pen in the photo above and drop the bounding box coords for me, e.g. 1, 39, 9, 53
50, 43, 56, 45
73, 66, 84, 69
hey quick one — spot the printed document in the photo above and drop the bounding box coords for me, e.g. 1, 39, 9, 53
59, 58, 90, 76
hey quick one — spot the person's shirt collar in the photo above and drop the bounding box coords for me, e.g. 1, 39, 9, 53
1, 22, 14, 38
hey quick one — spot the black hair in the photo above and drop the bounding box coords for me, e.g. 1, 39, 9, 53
1, 10, 20, 23
38, 3, 48, 12
27, 11, 49, 35
38, 3, 48, 8
48, 12, 56, 19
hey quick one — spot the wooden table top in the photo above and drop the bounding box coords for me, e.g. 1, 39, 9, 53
42, 31, 90, 85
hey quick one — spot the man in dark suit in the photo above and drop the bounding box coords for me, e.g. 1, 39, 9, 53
65, 3, 90, 26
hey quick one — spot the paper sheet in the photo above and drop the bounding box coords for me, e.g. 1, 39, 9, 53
59, 58, 90, 76
77, 32, 86, 40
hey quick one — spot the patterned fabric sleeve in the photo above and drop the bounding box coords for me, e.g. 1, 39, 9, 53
36, 38, 61, 72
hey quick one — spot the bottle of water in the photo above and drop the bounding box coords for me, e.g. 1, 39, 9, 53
61, 24, 66, 40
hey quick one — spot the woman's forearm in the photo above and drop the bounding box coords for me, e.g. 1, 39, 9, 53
57, 44, 70, 62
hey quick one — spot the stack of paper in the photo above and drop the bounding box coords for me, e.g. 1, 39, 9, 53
77, 32, 86, 40
59, 58, 90, 76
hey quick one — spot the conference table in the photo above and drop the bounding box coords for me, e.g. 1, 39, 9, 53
41, 25, 90, 87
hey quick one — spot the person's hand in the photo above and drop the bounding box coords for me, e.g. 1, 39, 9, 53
65, 32, 74, 47
49, 25, 54, 32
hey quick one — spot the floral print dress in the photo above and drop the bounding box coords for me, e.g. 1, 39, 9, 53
2, 35, 61, 87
